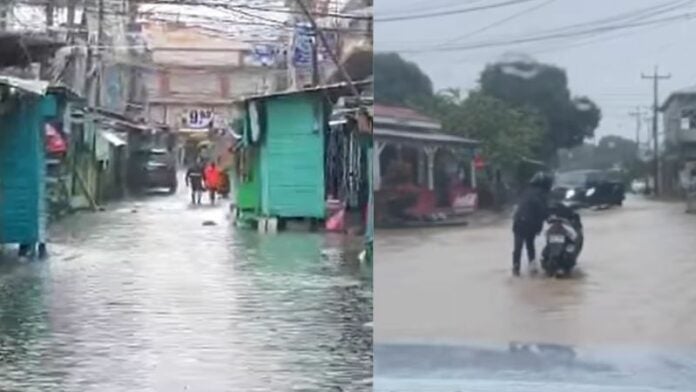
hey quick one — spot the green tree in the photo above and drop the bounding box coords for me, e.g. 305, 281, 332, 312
559, 135, 646, 179
420, 89, 545, 171
479, 60, 601, 162
374, 52, 434, 105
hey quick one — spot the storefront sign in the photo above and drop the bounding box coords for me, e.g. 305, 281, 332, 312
452, 192, 478, 213
474, 155, 485, 170
292, 23, 314, 68
185, 109, 214, 129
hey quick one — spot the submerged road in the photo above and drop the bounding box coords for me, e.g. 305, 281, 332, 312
0, 186, 372, 391
375, 196, 696, 391
375, 342, 696, 391
375, 196, 696, 346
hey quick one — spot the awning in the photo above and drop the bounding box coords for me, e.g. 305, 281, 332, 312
100, 130, 127, 147
0, 75, 48, 95
235, 79, 372, 103
375, 127, 479, 148
178, 127, 209, 134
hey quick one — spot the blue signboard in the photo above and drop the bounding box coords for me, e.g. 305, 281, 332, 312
292, 23, 314, 67
252, 44, 279, 67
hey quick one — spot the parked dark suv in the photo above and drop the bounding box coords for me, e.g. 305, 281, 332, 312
129, 148, 177, 193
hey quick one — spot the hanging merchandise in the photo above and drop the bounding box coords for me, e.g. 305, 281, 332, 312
326, 206, 346, 232
45, 123, 67, 154
249, 101, 262, 144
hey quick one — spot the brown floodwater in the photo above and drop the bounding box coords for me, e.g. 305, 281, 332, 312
375, 196, 696, 346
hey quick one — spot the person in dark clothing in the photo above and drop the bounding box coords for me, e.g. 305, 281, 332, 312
512, 172, 553, 276
185, 159, 205, 205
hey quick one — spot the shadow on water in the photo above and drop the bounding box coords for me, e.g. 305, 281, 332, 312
0, 192, 372, 391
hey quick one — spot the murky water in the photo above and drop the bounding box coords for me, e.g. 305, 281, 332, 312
0, 190, 372, 391
375, 343, 696, 391
376, 196, 696, 346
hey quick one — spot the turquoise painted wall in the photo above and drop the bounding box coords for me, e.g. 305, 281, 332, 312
0, 94, 56, 244
260, 94, 325, 218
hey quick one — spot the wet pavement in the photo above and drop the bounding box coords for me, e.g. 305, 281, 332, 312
0, 187, 372, 391
375, 196, 696, 346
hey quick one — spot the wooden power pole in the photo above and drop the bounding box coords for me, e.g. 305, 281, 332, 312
628, 106, 646, 147
642, 66, 671, 196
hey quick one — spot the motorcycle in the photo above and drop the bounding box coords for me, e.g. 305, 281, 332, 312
541, 203, 583, 277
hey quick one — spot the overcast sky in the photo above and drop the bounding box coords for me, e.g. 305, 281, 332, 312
375, 0, 696, 142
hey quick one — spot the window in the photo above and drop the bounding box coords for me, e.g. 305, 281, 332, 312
680, 108, 696, 130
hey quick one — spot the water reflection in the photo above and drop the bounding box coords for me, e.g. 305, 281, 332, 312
0, 192, 372, 391
375, 342, 696, 391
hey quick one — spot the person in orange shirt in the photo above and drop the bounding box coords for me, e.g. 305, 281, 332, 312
203, 161, 221, 205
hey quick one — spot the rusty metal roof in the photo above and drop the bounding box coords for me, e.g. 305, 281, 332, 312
373, 104, 437, 124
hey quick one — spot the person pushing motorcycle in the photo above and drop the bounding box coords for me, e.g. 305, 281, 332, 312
512, 172, 553, 276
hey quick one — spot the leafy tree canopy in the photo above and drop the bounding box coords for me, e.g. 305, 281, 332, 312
479, 59, 602, 160
419, 89, 545, 170
374, 52, 434, 106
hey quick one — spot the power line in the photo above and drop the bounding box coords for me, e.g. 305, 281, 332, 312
378, 0, 490, 18
441, 0, 557, 47
383, 0, 694, 50
390, 10, 696, 53
628, 106, 648, 146
374, 0, 537, 23
139, 0, 371, 21
490, 12, 692, 60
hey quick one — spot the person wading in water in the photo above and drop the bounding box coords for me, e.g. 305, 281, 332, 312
185, 159, 205, 205
511, 172, 552, 276
204, 161, 221, 205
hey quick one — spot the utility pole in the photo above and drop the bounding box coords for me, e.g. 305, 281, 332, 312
67, 0, 77, 36
629, 106, 648, 185
45, 1, 54, 32
39, 1, 56, 80
96, 0, 104, 107
293, 0, 360, 97
642, 66, 671, 196
628, 106, 646, 147
311, 32, 319, 86
0, 0, 8, 31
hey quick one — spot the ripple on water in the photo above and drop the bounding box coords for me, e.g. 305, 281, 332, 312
0, 192, 372, 391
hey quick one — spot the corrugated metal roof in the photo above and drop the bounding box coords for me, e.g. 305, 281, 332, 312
236, 79, 372, 103
0, 75, 48, 95
375, 127, 478, 147
662, 85, 696, 110
374, 104, 438, 124
100, 130, 127, 147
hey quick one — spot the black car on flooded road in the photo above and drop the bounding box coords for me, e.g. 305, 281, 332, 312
551, 169, 625, 209
129, 148, 178, 194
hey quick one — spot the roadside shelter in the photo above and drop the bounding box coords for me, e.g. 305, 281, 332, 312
373, 104, 480, 225
0, 76, 55, 255
232, 80, 370, 230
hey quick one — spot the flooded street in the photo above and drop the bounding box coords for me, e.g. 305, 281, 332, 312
0, 189, 372, 391
375, 196, 696, 346
375, 196, 696, 391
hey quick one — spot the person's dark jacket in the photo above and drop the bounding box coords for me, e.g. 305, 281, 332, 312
186, 164, 204, 190
513, 186, 549, 235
